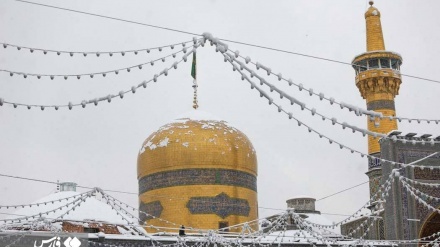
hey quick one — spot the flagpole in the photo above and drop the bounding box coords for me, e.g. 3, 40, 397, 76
191, 51, 198, 110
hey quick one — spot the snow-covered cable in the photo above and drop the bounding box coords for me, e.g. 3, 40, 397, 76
99, 194, 151, 238
0, 191, 89, 209
222, 54, 434, 167
3, 189, 438, 245
55, 193, 91, 220
0, 39, 194, 57
0, 42, 200, 80
225, 52, 439, 145
401, 176, 440, 188
292, 153, 433, 232
229, 49, 440, 125
102, 191, 203, 231
223, 53, 438, 242
421, 234, 440, 247
401, 181, 440, 215
96, 187, 267, 235
0, 192, 93, 224
304, 154, 439, 243
0, 46, 197, 110
401, 179, 440, 203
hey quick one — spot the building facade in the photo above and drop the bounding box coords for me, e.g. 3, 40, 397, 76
381, 133, 440, 242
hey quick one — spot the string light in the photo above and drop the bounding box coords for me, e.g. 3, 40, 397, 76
1, 33, 439, 247
0, 192, 92, 224
220, 51, 434, 168
0, 46, 198, 110
217, 53, 440, 173
0, 191, 89, 210
2, 186, 439, 246
401, 179, 440, 204
0, 39, 193, 57
1, 193, 162, 247
0, 41, 200, 80
102, 192, 204, 232
229, 49, 440, 125
3, 191, 342, 246
401, 176, 440, 188
223, 52, 440, 146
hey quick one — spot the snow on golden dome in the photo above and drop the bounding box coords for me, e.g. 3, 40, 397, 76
137, 110, 257, 178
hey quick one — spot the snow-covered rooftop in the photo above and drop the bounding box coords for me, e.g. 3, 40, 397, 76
288, 195, 316, 200
302, 213, 340, 235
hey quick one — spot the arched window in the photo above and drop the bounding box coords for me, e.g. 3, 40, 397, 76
419, 210, 440, 242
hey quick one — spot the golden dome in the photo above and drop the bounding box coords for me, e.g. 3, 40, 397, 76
137, 111, 257, 178
137, 111, 258, 232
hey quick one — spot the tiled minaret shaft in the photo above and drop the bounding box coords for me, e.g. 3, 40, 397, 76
352, 1, 402, 198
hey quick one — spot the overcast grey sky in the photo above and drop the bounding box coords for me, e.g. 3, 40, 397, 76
0, 0, 439, 224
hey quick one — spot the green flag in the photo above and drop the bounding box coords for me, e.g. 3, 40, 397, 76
191, 52, 196, 80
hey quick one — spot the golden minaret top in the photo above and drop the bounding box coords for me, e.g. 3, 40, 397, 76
352, 1, 403, 199
365, 1, 385, 51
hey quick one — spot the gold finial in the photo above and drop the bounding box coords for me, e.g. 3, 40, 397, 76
369, 1, 374, 6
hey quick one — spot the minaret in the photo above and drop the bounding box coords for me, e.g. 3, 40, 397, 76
352, 1, 402, 199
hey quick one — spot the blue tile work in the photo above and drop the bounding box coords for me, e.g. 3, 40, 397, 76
396, 149, 411, 240
398, 150, 440, 162
401, 169, 410, 240
414, 167, 440, 180
367, 169, 382, 198
368, 153, 382, 170
186, 192, 250, 218
396, 149, 440, 240
367, 100, 395, 111
380, 137, 440, 241
138, 169, 257, 194
139, 201, 163, 222
415, 185, 440, 224
412, 153, 440, 229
